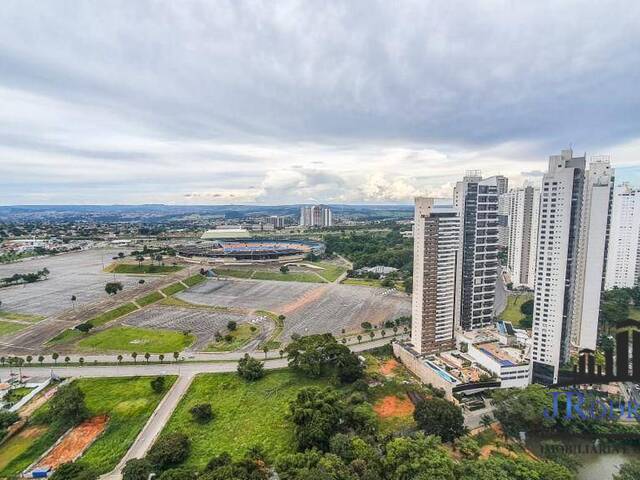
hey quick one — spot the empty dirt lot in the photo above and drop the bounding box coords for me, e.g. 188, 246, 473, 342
177, 278, 411, 339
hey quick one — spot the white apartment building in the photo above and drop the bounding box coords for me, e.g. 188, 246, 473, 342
571, 157, 614, 352
411, 198, 460, 354
530, 150, 613, 385
506, 184, 540, 289
454, 173, 504, 330
299, 205, 333, 228
605, 183, 640, 289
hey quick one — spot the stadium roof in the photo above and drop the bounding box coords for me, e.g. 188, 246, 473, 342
201, 228, 251, 240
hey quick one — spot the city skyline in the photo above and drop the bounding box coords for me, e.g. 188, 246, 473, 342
1, 1, 640, 205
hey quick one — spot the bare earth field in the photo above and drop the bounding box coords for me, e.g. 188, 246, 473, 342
177, 278, 411, 340
120, 305, 270, 351
0, 249, 162, 317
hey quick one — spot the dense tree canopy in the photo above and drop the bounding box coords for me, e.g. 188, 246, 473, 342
413, 397, 466, 442
324, 230, 413, 272
285, 334, 363, 382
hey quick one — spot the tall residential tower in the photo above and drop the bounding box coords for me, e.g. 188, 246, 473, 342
605, 183, 640, 289
454, 173, 504, 330
530, 150, 613, 385
411, 198, 460, 354
506, 184, 540, 289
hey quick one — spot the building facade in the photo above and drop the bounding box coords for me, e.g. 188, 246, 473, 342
454, 173, 502, 330
411, 197, 460, 354
299, 205, 333, 228
506, 184, 540, 289
605, 183, 640, 289
530, 150, 613, 385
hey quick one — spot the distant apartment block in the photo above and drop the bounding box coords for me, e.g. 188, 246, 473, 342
506, 183, 540, 289
299, 205, 333, 228
530, 150, 614, 385
269, 215, 287, 229
605, 183, 640, 289
411, 198, 460, 354
454, 172, 504, 330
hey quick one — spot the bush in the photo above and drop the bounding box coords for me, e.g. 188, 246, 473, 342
75, 322, 93, 333
189, 403, 214, 424
147, 432, 191, 470
49, 462, 97, 480
47, 383, 89, 428
520, 299, 534, 315
0, 410, 19, 429
237, 354, 265, 381
227, 320, 237, 331
158, 467, 199, 480
150, 376, 166, 393
122, 458, 153, 480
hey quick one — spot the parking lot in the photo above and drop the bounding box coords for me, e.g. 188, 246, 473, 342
0, 249, 163, 317
178, 278, 411, 339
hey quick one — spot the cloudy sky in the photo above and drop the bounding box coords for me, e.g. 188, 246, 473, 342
1, 1, 639, 205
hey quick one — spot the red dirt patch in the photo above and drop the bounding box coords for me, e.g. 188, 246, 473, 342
373, 395, 415, 418
33, 415, 108, 471
280, 285, 329, 315
379, 359, 399, 376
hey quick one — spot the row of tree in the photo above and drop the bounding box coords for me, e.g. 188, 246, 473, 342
1, 267, 50, 287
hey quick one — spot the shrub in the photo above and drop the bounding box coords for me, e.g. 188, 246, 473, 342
189, 403, 214, 424
47, 383, 89, 428
147, 432, 191, 470
122, 458, 153, 480
150, 376, 166, 393
414, 397, 466, 442
237, 354, 265, 381
49, 462, 97, 480
227, 320, 237, 331
75, 322, 93, 333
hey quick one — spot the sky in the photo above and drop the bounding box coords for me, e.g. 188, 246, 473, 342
1, 1, 639, 205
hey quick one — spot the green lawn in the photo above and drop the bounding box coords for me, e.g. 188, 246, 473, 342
159, 296, 229, 312
0, 377, 176, 477
314, 262, 347, 282
88, 302, 139, 328
341, 278, 384, 288
206, 324, 259, 352
499, 292, 533, 326
630, 307, 640, 321
162, 371, 332, 467
213, 268, 254, 279
111, 264, 183, 274
47, 328, 84, 346
77, 326, 195, 353
0, 311, 44, 322
161, 282, 187, 296
183, 274, 207, 287
252, 271, 324, 283
0, 321, 27, 336
254, 310, 283, 349
136, 291, 164, 307
4, 387, 34, 404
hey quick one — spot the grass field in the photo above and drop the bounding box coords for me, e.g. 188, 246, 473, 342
162, 371, 332, 467
162, 282, 187, 296
314, 262, 346, 282
77, 326, 195, 353
159, 296, 230, 311
213, 268, 254, 279
0, 321, 27, 336
46, 328, 84, 346
183, 274, 207, 287
341, 278, 384, 288
255, 310, 283, 350
0, 377, 176, 477
0, 311, 44, 322
206, 324, 258, 352
630, 307, 640, 321
111, 264, 183, 274
88, 302, 139, 327
499, 292, 533, 326
252, 271, 323, 283
136, 291, 164, 307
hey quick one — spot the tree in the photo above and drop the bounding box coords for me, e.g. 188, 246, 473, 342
413, 397, 466, 442
131, 352, 138, 363
262, 346, 269, 359
122, 458, 152, 480
454, 436, 480, 459
64, 356, 71, 364
159, 354, 165, 364
288, 387, 346, 451
49, 462, 97, 480
48, 383, 89, 428
383, 434, 455, 480
147, 432, 191, 470
52, 352, 59, 364
145, 352, 151, 363
280, 265, 290, 274
402, 277, 413, 294
190, 403, 214, 424
79, 357, 85, 366
118, 252, 125, 259
0, 410, 19, 429
151, 376, 166, 393
173, 352, 180, 362
237, 354, 264, 381
117, 354, 123, 364
38, 355, 44, 365
136, 255, 145, 267
158, 467, 199, 480
227, 320, 237, 331
26, 355, 32, 364
75, 322, 93, 333
492, 385, 557, 437
357, 335, 362, 343
615, 459, 640, 480
105, 281, 123, 295
480, 414, 493, 429
335, 351, 364, 384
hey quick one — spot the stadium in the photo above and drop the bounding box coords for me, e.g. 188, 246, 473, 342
176, 239, 324, 263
